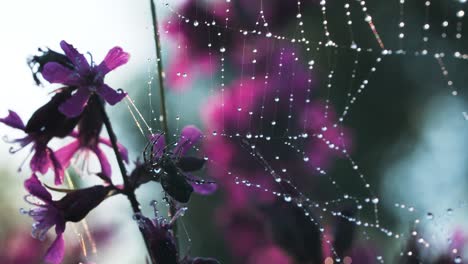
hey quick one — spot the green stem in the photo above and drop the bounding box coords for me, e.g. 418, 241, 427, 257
149, 0, 179, 249
150, 0, 170, 141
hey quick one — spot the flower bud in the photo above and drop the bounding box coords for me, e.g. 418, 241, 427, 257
55, 185, 111, 222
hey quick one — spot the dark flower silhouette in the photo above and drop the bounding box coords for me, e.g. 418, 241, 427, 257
138, 206, 219, 264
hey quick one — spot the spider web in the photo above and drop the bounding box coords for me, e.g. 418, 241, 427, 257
124, 0, 468, 262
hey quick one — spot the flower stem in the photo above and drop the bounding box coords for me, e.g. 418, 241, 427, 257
97, 100, 157, 264
150, 0, 170, 140
150, 0, 180, 249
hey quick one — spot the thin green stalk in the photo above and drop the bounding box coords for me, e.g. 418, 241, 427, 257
149, 0, 180, 249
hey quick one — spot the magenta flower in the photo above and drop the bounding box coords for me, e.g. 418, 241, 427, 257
54, 96, 128, 180
137, 125, 217, 203
0, 91, 80, 184
23, 174, 66, 264
0, 110, 61, 179
41, 40, 129, 117
55, 134, 128, 180
23, 174, 110, 264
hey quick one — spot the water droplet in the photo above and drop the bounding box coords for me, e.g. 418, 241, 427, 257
284, 196, 292, 202
426, 212, 434, 220
455, 256, 462, 263
193, 20, 199, 27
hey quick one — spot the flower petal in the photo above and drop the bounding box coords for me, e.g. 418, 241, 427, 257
44, 232, 65, 264
49, 148, 65, 185
118, 143, 129, 163
60, 40, 90, 74
97, 46, 130, 75
30, 145, 51, 174
42, 62, 82, 86
150, 134, 166, 159
99, 137, 129, 163
58, 88, 90, 118
177, 156, 206, 172
93, 146, 112, 178
174, 125, 202, 157
97, 84, 127, 105
191, 182, 217, 195
186, 174, 217, 195
24, 174, 52, 203
55, 140, 81, 170
0, 110, 25, 130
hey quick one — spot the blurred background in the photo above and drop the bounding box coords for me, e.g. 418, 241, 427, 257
0, 0, 467, 263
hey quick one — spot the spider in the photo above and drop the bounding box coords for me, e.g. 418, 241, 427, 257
141, 133, 215, 203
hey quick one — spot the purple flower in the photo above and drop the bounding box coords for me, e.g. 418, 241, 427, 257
135, 125, 217, 203
138, 211, 179, 264
138, 205, 219, 264
41, 40, 129, 118
0, 110, 61, 178
23, 174, 111, 264
54, 95, 128, 180
0, 91, 80, 184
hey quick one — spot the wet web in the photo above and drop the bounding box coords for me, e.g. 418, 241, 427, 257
124, 0, 468, 263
